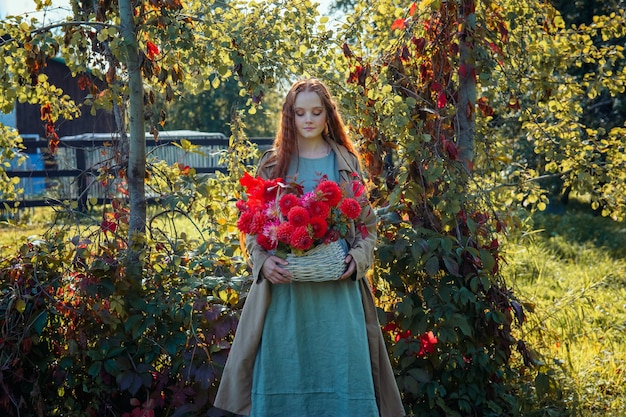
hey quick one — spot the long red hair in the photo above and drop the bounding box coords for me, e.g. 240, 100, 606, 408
262, 78, 358, 179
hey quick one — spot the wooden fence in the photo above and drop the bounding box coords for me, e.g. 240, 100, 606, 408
3, 131, 273, 210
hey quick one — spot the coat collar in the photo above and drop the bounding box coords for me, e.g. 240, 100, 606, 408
261, 140, 355, 173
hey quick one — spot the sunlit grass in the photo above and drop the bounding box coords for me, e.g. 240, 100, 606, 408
504, 208, 626, 416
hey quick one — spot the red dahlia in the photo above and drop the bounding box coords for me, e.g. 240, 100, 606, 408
339, 198, 362, 219
290, 226, 313, 251
279, 193, 300, 216
287, 206, 310, 227
309, 217, 328, 239
316, 180, 343, 207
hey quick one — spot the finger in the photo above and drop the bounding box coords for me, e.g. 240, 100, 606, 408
344, 254, 353, 264
339, 260, 356, 280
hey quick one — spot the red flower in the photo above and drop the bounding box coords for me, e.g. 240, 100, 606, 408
236, 210, 254, 234
316, 180, 342, 207
307, 200, 330, 219
240, 173, 283, 209
290, 226, 313, 251
276, 222, 294, 243
257, 233, 276, 251
418, 331, 438, 355
250, 211, 268, 235
395, 329, 411, 343
236, 199, 247, 212
287, 206, 310, 227
382, 322, 398, 332
309, 217, 328, 239
339, 198, 362, 219
279, 193, 300, 216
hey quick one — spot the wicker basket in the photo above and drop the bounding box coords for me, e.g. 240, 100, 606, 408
284, 240, 347, 282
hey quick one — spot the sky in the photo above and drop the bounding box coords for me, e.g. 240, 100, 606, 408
0, 0, 334, 19
0, 0, 70, 20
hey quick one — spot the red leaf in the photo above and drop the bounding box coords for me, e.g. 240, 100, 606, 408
458, 63, 468, 78
477, 97, 494, 117
146, 41, 160, 60
342, 42, 353, 58
437, 90, 446, 108
444, 139, 458, 160
40, 103, 52, 121
409, 2, 417, 16
101, 220, 117, 234
391, 18, 406, 31
412, 36, 426, 53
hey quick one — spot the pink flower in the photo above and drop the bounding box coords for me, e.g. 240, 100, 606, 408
263, 219, 280, 245
339, 198, 361, 219
279, 193, 300, 216
287, 206, 310, 227
316, 180, 343, 207
291, 226, 313, 251
309, 217, 328, 239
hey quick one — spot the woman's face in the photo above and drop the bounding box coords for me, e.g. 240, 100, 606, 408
293, 90, 326, 142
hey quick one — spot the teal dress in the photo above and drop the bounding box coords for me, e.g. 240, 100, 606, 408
250, 151, 380, 417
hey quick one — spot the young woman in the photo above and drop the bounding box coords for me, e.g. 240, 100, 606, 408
214, 78, 404, 417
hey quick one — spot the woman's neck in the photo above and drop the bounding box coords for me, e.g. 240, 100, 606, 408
297, 138, 330, 158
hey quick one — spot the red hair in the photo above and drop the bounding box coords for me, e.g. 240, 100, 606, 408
262, 78, 358, 179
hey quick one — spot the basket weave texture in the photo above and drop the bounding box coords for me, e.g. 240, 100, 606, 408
284, 240, 347, 282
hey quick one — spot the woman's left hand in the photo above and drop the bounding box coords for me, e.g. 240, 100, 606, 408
339, 254, 356, 280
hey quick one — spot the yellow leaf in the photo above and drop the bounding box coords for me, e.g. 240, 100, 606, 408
16, 299, 26, 313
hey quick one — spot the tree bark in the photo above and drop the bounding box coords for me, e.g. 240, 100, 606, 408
119, 0, 146, 275
456, 0, 476, 171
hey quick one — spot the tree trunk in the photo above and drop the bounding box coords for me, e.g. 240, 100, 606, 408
456, 0, 476, 170
119, 0, 146, 275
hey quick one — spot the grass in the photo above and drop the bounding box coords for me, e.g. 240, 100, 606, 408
503, 205, 626, 416
1, 203, 625, 415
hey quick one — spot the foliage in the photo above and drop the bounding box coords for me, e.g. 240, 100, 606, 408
1, 0, 626, 416
162, 77, 280, 137
0, 132, 256, 415
476, 1, 626, 220
0, 126, 25, 203
323, 1, 534, 415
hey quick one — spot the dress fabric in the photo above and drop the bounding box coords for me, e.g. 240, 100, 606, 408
250, 152, 380, 417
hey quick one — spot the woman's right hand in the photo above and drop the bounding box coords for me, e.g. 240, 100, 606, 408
261, 256, 293, 284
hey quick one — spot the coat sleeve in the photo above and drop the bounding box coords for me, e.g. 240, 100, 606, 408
245, 150, 274, 282
344, 153, 378, 281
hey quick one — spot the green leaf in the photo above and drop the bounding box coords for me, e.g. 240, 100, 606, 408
425, 256, 440, 276
32, 311, 48, 335
448, 313, 473, 337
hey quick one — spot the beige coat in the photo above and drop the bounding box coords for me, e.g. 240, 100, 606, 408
213, 142, 405, 417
